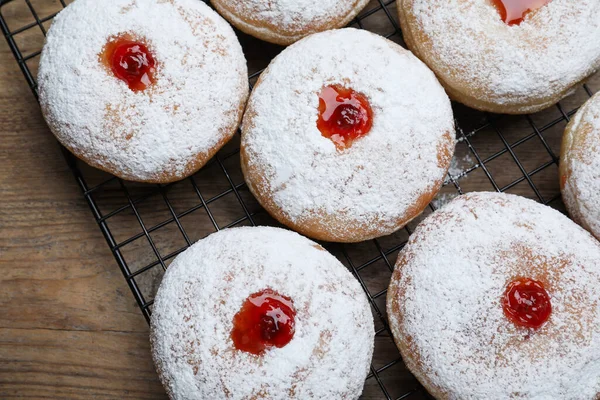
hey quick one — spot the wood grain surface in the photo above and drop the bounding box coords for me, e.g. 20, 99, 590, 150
1, 0, 599, 399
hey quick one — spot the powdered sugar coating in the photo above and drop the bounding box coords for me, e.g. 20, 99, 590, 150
241, 28, 455, 242
399, 0, 600, 113
211, 0, 369, 45
560, 92, 600, 240
38, 0, 248, 183
150, 227, 374, 400
387, 192, 600, 399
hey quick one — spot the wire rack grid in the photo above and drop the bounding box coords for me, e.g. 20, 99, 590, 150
1, 0, 598, 399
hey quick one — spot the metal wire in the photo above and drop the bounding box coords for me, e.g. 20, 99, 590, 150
0, 0, 596, 398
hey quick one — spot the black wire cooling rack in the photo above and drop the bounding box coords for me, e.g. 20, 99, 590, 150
1, 0, 598, 399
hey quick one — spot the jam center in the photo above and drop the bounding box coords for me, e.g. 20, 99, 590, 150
102, 35, 156, 92
231, 289, 296, 355
317, 85, 373, 149
492, 0, 552, 25
502, 277, 552, 329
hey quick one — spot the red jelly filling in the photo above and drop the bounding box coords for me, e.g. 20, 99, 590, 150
492, 0, 552, 25
102, 35, 156, 91
502, 277, 552, 329
231, 289, 296, 355
317, 85, 373, 149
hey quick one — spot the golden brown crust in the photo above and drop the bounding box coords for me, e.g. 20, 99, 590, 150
387, 192, 600, 399
388, 244, 597, 400
38, 0, 249, 184
387, 259, 451, 400
210, 0, 370, 46
559, 93, 600, 239
397, 0, 599, 114
388, 238, 596, 400
41, 97, 247, 184
242, 145, 450, 243
241, 127, 453, 243
240, 31, 455, 243
149, 227, 374, 399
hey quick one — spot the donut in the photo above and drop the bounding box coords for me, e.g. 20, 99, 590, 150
560, 92, 600, 240
397, 0, 600, 114
387, 192, 600, 399
210, 0, 370, 46
38, 0, 248, 183
150, 226, 374, 399
241, 28, 455, 243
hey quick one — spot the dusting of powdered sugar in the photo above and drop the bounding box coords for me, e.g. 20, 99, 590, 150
448, 152, 475, 178
430, 192, 458, 209
242, 28, 455, 236
404, 0, 600, 107
432, 153, 475, 209
38, 0, 248, 182
388, 192, 600, 399
561, 92, 600, 240
214, 0, 369, 35
150, 227, 374, 400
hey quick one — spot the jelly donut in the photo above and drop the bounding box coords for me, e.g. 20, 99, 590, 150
38, 0, 248, 183
560, 92, 600, 240
210, 0, 370, 46
150, 227, 374, 399
387, 192, 600, 399
397, 0, 600, 114
241, 29, 455, 243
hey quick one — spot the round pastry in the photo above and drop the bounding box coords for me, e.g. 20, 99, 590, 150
397, 0, 600, 114
387, 192, 600, 399
241, 28, 455, 243
150, 226, 374, 399
210, 0, 370, 46
38, 0, 248, 183
560, 91, 600, 240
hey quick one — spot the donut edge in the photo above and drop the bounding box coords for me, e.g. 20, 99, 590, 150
210, 0, 370, 46
386, 192, 600, 399
241, 141, 453, 243
40, 95, 248, 184
559, 92, 600, 240
240, 31, 455, 243
386, 220, 453, 400
148, 226, 376, 399
396, 0, 599, 115
38, 0, 250, 184
149, 326, 176, 400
